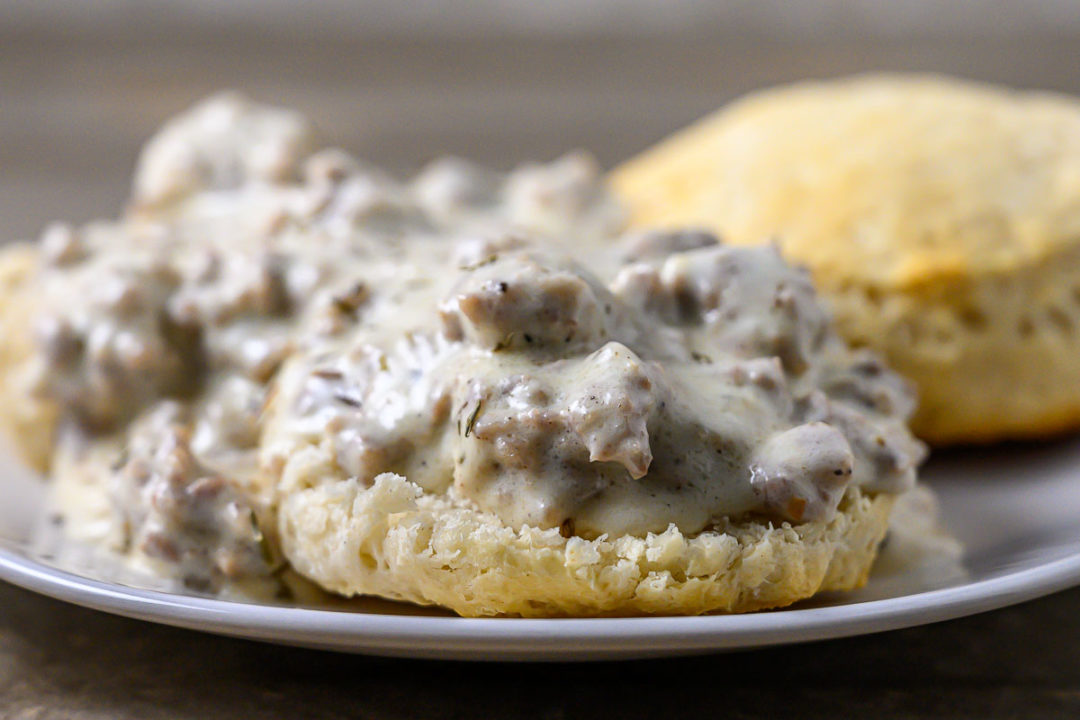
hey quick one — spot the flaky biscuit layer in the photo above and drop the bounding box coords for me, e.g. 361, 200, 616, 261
272, 439, 892, 617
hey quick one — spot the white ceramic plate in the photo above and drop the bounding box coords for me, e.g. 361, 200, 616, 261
3, 439, 1080, 661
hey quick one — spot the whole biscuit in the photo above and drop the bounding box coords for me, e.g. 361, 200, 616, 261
611, 74, 1080, 444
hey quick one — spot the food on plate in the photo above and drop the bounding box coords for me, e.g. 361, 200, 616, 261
263, 238, 920, 614
611, 74, 1080, 445
0, 93, 924, 614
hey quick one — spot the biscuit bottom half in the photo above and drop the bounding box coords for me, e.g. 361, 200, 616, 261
275, 444, 893, 617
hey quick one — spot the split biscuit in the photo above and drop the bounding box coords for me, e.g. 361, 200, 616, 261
269, 438, 894, 617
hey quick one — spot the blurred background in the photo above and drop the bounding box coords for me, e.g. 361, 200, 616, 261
2, 0, 1079, 239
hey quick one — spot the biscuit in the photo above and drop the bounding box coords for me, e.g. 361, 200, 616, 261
611, 74, 1080, 444
0, 243, 57, 471
268, 433, 893, 617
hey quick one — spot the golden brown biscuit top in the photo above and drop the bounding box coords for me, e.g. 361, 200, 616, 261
611, 74, 1080, 289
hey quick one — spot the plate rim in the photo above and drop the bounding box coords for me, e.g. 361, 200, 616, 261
3, 541, 1080, 660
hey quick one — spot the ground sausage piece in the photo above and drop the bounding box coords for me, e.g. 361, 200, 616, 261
750, 422, 855, 523
658, 245, 830, 373
566, 342, 659, 479
503, 152, 625, 237
412, 157, 501, 221
440, 253, 610, 352
132, 92, 314, 208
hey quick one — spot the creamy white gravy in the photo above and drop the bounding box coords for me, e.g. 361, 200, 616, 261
19, 94, 924, 592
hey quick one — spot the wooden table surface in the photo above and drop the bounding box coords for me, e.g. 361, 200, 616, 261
2, 27, 1079, 719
